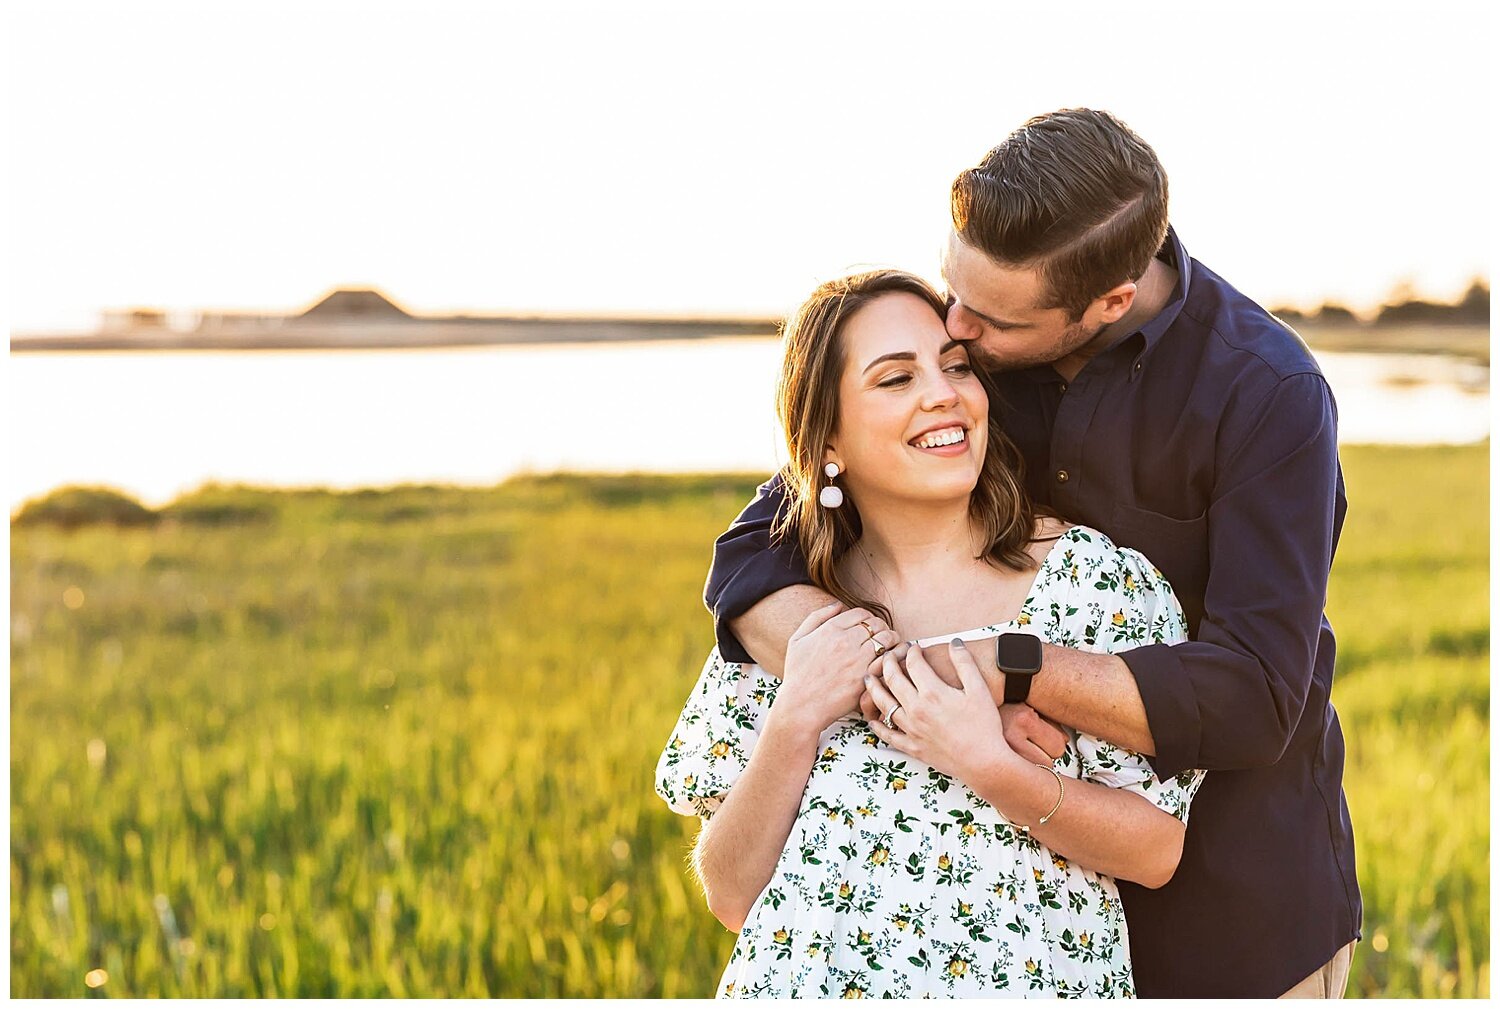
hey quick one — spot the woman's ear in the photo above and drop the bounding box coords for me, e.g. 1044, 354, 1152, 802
822, 448, 843, 477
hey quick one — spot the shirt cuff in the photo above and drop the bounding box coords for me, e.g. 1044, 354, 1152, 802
711, 563, 815, 666
1121, 641, 1201, 781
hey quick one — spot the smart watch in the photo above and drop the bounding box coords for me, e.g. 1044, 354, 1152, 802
996, 632, 1044, 704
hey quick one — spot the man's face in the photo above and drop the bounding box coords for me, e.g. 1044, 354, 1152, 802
939, 230, 1106, 371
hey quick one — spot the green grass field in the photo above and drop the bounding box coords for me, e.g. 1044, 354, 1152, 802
9, 445, 1489, 997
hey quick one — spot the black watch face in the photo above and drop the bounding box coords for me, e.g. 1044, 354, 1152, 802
996, 633, 1042, 674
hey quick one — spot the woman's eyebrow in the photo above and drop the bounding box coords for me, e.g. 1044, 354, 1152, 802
862, 351, 915, 374
862, 341, 966, 374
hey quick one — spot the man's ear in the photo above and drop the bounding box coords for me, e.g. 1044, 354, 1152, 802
1092, 281, 1137, 326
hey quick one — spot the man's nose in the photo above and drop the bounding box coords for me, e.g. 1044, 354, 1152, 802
946, 301, 980, 342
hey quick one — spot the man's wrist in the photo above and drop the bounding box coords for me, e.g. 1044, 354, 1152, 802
1024, 643, 1062, 711
989, 633, 1046, 706
977, 636, 1007, 706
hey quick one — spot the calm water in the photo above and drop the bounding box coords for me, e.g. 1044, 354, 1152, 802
8, 339, 1489, 510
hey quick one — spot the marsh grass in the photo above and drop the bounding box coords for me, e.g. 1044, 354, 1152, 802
9, 446, 1488, 996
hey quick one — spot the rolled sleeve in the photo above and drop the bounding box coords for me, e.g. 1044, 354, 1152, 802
1077, 543, 1207, 817
1123, 642, 1204, 781
1120, 372, 1342, 778
703, 472, 814, 664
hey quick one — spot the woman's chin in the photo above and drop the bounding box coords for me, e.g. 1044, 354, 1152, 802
909, 460, 982, 496
847, 456, 983, 507
865, 478, 979, 507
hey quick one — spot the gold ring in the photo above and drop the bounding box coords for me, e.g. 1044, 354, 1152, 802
873, 641, 887, 657
859, 619, 875, 638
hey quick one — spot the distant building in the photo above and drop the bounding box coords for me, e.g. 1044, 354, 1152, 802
298, 288, 414, 323
102, 308, 168, 331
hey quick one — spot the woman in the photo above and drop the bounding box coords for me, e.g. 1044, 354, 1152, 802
654, 270, 1204, 998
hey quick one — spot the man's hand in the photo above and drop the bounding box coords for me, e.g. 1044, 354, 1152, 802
999, 703, 1070, 764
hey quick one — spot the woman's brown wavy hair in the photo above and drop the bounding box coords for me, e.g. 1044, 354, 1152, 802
770, 269, 1040, 628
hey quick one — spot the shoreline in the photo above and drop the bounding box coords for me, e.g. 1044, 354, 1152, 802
10, 321, 1490, 364
9, 317, 781, 353
1278, 323, 1490, 365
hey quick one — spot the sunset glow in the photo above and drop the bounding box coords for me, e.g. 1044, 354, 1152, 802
9, 1, 1491, 333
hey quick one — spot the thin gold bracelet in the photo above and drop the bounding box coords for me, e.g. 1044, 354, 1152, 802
1035, 763, 1065, 826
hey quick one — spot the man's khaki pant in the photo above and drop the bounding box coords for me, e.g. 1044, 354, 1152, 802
1279, 941, 1357, 999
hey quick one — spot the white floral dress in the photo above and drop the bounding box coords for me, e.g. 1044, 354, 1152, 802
656, 526, 1206, 999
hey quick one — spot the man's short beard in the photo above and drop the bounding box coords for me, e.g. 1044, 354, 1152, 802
970, 318, 1109, 373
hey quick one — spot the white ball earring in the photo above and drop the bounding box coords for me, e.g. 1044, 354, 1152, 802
819, 461, 844, 508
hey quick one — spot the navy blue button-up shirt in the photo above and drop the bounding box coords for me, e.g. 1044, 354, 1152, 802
703, 227, 1361, 997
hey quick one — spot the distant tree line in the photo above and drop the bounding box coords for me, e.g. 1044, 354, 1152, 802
1272, 278, 1489, 327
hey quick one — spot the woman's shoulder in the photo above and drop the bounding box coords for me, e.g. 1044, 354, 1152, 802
1041, 520, 1138, 561
1040, 522, 1170, 590
1028, 514, 1072, 553
1031, 519, 1113, 570
1034, 524, 1185, 648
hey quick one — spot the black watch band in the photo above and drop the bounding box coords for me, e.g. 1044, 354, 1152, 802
996, 632, 1043, 704
1002, 670, 1033, 704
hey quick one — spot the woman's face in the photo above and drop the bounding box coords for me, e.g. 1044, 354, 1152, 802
827, 291, 989, 509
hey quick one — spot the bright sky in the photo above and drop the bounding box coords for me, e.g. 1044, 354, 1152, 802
7, 0, 1492, 333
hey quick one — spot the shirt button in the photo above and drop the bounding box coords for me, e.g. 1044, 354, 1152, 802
1055, 469, 1070, 484
1133, 361, 1143, 373
1058, 382, 1068, 393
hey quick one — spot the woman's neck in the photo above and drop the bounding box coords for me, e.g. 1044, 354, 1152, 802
843, 495, 984, 599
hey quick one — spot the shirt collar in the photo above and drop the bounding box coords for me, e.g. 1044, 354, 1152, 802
1136, 224, 1192, 351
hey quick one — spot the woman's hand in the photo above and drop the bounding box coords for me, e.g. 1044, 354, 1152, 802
769, 602, 901, 738
865, 638, 1024, 784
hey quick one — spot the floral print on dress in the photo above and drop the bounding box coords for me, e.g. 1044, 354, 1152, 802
655, 525, 1206, 998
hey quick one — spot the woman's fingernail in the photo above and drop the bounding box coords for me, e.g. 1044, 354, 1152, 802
952, 638, 966, 648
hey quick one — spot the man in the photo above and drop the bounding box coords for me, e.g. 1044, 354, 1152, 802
703, 109, 1360, 998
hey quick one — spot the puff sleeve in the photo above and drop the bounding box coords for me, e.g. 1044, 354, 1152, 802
654, 648, 778, 820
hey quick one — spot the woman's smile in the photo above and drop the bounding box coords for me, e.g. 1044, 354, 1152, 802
908, 423, 969, 456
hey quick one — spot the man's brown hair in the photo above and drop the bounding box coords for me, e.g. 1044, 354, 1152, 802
950, 108, 1169, 320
